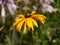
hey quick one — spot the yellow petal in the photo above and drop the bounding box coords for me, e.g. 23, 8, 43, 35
12, 18, 23, 27
31, 19, 38, 27
23, 22, 26, 34
18, 14, 24, 18
31, 11, 36, 15
15, 18, 23, 22
26, 18, 34, 31
16, 20, 25, 32
37, 15, 46, 24
31, 26, 34, 31
41, 19, 46, 24
37, 17, 46, 24
36, 14, 46, 19
33, 14, 46, 24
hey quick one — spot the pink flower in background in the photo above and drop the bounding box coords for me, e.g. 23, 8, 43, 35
39, 0, 54, 4
39, 0, 57, 13
0, 0, 17, 23
44, 0, 54, 4
0, 0, 2, 4
41, 3, 57, 13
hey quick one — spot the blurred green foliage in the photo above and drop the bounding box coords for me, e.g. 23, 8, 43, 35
0, 0, 60, 45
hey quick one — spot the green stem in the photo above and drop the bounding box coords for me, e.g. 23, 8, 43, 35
31, 30, 34, 45
38, 26, 45, 45
12, 28, 16, 45
20, 31, 23, 45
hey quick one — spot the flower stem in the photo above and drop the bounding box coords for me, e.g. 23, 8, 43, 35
38, 26, 45, 45
20, 31, 23, 45
12, 28, 16, 45
31, 30, 34, 45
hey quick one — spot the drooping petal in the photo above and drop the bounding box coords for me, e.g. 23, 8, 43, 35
32, 18, 38, 27
33, 14, 46, 24
12, 18, 23, 27
36, 17, 46, 24
40, 19, 46, 24
31, 26, 34, 31
36, 16, 46, 24
36, 14, 46, 19
16, 20, 25, 32
26, 18, 31, 28
26, 18, 34, 31
23, 22, 26, 34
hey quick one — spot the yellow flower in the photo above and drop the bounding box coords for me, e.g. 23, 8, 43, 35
12, 11, 46, 33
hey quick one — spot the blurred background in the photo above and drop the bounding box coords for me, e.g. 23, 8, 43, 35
0, 0, 60, 45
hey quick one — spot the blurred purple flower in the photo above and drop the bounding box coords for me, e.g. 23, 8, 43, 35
41, 3, 57, 13
44, 0, 54, 4
1, 2, 5, 23
1, 0, 17, 23
39, 0, 54, 4
0, 0, 2, 4
39, 0, 57, 13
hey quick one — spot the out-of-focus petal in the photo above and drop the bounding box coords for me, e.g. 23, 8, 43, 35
1, 4, 5, 23
31, 11, 36, 15
10, 3, 17, 10
7, 0, 14, 3
12, 18, 23, 27
41, 4, 57, 13
6, 3, 15, 15
23, 22, 26, 34
44, 0, 54, 4
16, 20, 25, 32
6, 2, 17, 15
0, 0, 2, 5
33, 14, 46, 24
32, 18, 38, 27
39, 0, 54, 4
39, 0, 56, 13
26, 18, 34, 31
36, 14, 46, 19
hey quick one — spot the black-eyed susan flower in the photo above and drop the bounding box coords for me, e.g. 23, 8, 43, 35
12, 11, 46, 33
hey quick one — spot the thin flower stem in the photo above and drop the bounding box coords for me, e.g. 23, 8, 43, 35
12, 28, 16, 45
38, 26, 45, 45
31, 30, 34, 45
20, 31, 23, 45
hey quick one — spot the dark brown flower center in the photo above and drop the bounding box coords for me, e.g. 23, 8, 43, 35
25, 13, 32, 18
